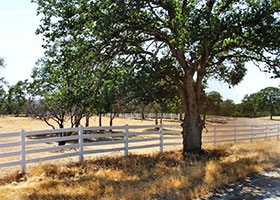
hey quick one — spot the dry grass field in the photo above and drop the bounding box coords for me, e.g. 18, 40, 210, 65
0, 116, 280, 200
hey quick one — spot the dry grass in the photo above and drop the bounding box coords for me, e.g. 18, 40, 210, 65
0, 115, 181, 132
1, 116, 280, 199
0, 140, 279, 200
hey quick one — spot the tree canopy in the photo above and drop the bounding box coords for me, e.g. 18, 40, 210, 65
32, 0, 280, 155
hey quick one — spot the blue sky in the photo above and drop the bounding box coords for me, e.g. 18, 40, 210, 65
0, 0, 279, 103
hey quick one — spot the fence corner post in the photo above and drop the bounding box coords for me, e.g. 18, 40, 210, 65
20, 130, 26, 174
78, 125, 84, 163
124, 124, 129, 157
159, 123, 163, 152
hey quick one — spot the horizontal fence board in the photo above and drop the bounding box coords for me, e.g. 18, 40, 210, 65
128, 125, 160, 129
0, 132, 20, 138
0, 160, 21, 168
212, 139, 234, 143
128, 143, 159, 150
254, 132, 268, 136
162, 136, 181, 140
254, 136, 266, 139
202, 135, 215, 138
215, 134, 234, 138
163, 142, 181, 146
236, 137, 251, 141
0, 150, 20, 158
83, 133, 125, 139
83, 126, 125, 131
128, 137, 159, 143
25, 128, 78, 136
162, 130, 181, 134
25, 144, 79, 154
83, 147, 124, 154
162, 125, 181, 128
213, 129, 235, 133
84, 140, 125, 146
235, 133, 252, 137
26, 152, 79, 164
0, 141, 20, 148
128, 131, 159, 136
266, 134, 278, 138
26, 135, 79, 145
236, 129, 252, 132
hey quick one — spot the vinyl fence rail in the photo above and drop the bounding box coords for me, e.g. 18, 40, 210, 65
0, 123, 279, 173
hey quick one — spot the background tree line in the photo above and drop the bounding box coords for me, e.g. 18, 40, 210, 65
1, 54, 280, 127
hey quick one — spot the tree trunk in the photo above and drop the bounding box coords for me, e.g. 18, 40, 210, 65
58, 123, 67, 146
181, 113, 203, 156
110, 117, 113, 127
270, 106, 274, 120
155, 110, 158, 125
141, 106, 145, 120
178, 84, 204, 157
85, 115, 90, 127
74, 114, 82, 127
99, 114, 102, 127
109, 113, 114, 132
160, 112, 163, 124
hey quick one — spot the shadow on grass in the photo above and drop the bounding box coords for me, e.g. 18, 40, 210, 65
2, 147, 280, 200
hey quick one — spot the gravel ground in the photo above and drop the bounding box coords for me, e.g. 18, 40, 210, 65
200, 167, 280, 200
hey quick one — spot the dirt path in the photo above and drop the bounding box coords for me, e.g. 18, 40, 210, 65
201, 167, 280, 200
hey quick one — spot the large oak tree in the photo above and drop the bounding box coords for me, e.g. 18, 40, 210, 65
33, 0, 280, 156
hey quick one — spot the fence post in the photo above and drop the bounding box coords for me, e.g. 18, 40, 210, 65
159, 123, 163, 152
213, 124, 217, 145
234, 124, 237, 143
78, 125, 84, 163
124, 124, 129, 157
250, 125, 253, 143
20, 130, 26, 174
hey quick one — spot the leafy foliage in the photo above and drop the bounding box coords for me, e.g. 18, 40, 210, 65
32, 0, 280, 153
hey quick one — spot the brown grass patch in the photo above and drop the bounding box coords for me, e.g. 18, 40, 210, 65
0, 140, 279, 200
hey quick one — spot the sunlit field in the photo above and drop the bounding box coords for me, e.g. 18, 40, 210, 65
0, 116, 280, 199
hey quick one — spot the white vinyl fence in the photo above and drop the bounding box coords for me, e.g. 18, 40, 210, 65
105, 113, 182, 120
0, 123, 279, 173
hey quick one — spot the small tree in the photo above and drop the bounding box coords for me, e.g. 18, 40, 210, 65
5, 80, 29, 115
256, 87, 280, 120
240, 94, 259, 118
202, 91, 223, 117
220, 99, 236, 117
